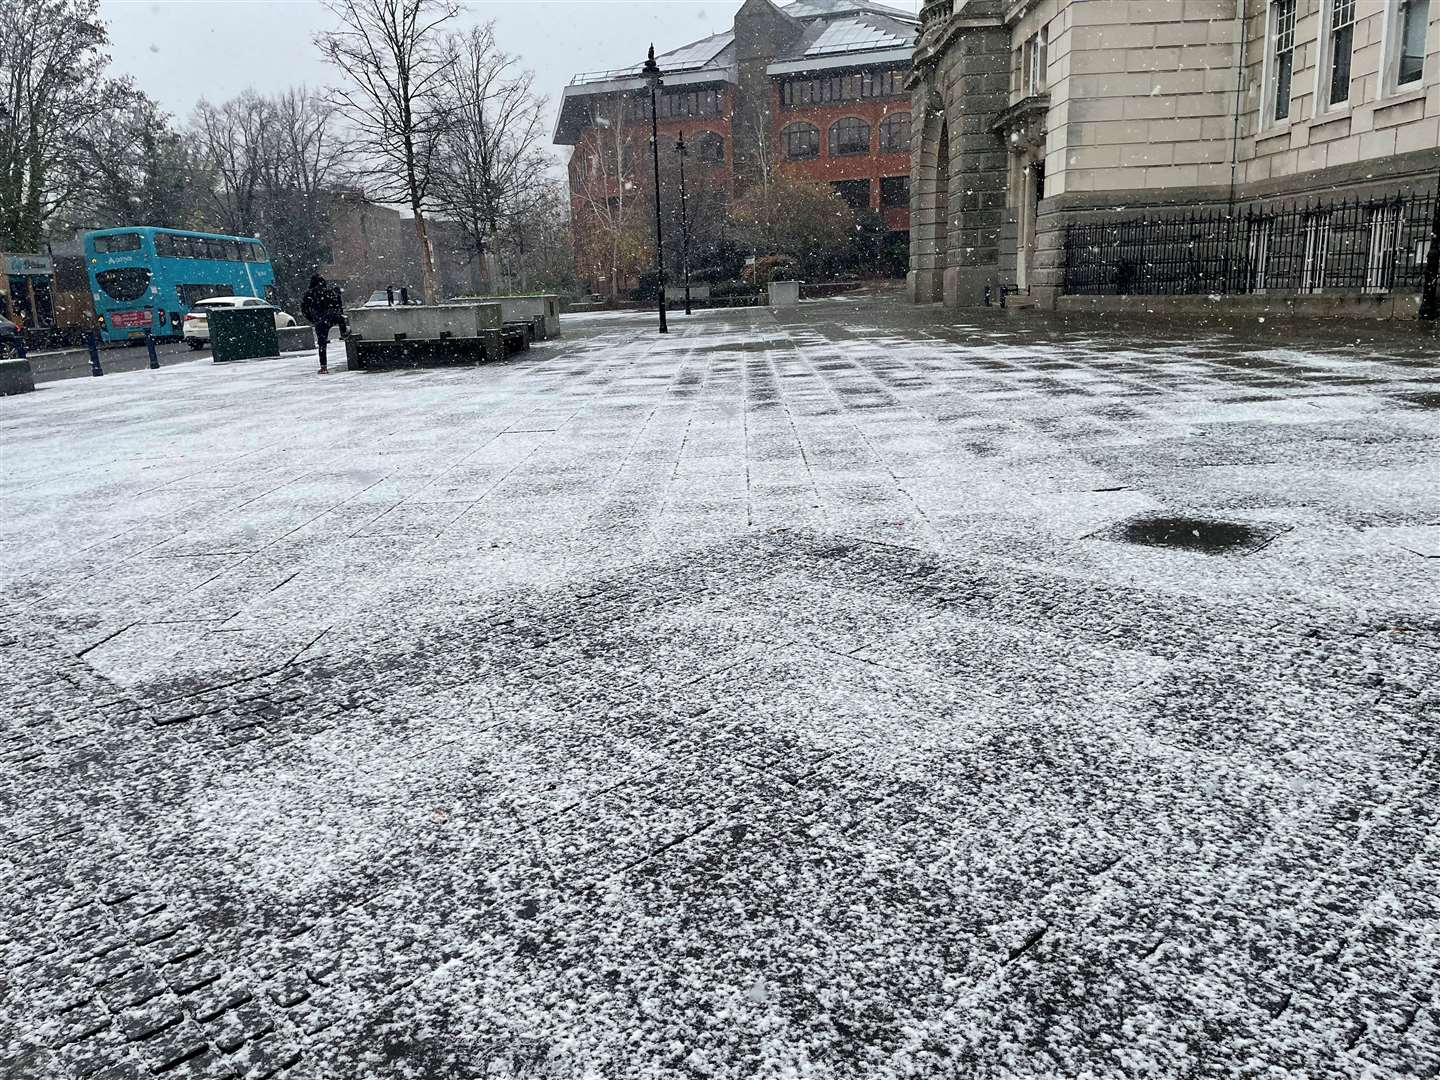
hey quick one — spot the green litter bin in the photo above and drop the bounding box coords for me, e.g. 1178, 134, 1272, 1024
209, 306, 279, 363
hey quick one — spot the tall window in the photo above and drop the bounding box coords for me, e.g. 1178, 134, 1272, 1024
1302, 212, 1331, 293
1391, 0, 1431, 89
879, 176, 910, 208
1246, 217, 1272, 293
1268, 0, 1297, 123
878, 112, 912, 153
1321, 0, 1356, 108
831, 179, 871, 211
782, 122, 820, 160
1365, 203, 1402, 293
829, 117, 870, 156
697, 132, 724, 164
1022, 24, 1049, 96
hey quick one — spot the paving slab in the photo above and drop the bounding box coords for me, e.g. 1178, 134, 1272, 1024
1, 299, 1437, 1078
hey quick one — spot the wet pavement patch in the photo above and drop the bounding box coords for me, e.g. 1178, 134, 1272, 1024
1095, 515, 1279, 555
1398, 391, 1440, 410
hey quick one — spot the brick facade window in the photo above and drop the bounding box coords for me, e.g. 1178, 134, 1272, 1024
780, 69, 906, 107
623, 87, 722, 122
829, 117, 870, 156
880, 176, 910, 208
697, 132, 725, 163
783, 122, 821, 159
878, 112, 911, 153
832, 179, 871, 210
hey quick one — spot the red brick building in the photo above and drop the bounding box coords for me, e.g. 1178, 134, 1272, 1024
553, 0, 917, 293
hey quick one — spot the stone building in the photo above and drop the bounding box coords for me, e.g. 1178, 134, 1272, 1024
554, 0, 920, 294
911, 0, 1440, 310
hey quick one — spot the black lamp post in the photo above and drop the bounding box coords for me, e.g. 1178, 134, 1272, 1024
675, 131, 693, 316
641, 45, 668, 333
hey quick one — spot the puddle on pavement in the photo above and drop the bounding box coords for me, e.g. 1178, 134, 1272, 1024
1105, 515, 1277, 555
1398, 392, 1440, 410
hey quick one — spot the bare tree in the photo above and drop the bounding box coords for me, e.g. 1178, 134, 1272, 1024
268, 88, 348, 198
496, 176, 575, 294
432, 23, 549, 293
192, 91, 274, 235
570, 96, 647, 299
259, 90, 347, 308
0, 0, 133, 249
316, 0, 459, 302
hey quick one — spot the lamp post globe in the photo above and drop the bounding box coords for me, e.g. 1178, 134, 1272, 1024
642, 45, 668, 334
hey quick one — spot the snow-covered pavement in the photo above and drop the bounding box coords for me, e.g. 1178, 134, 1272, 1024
2, 300, 1437, 1079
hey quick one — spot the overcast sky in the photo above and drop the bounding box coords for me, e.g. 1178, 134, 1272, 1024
100, 0, 919, 153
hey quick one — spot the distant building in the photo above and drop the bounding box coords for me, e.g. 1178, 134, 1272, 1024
319, 191, 480, 303
912, 0, 1440, 311
553, 0, 919, 294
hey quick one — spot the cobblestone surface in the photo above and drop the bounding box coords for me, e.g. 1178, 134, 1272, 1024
2, 299, 1438, 1078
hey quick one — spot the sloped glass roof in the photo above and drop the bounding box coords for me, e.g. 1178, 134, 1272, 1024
805, 16, 912, 56
658, 31, 735, 71
782, 0, 917, 21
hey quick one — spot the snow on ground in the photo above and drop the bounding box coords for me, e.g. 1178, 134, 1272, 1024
1, 299, 1437, 1079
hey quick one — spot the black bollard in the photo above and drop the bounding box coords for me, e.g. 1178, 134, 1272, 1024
87, 332, 103, 376
13, 335, 26, 359
145, 331, 159, 369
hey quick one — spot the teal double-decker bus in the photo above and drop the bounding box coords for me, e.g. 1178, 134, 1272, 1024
84, 227, 276, 343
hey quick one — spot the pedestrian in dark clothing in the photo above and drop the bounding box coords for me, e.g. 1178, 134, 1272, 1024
301, 274, 348, 374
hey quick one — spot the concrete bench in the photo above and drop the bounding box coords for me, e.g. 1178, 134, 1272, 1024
1, 357, 36, 395
278, 325, 316, 354
343, 303, 504, 371
450, 294, 561, 339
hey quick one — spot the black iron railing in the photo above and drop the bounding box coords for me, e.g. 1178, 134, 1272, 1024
1063, 187, 1438, 297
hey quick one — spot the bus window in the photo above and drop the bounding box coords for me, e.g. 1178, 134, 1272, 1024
178, 283, 231, 308
95, 267, 151, 302
155, 234, 178, 257
93, 233, 142, 254
253, 244, 269, 263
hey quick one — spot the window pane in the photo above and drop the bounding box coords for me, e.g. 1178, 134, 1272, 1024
1328, 23, 1353, 104
95, 267, 151, 301
94, 232, 142, 253
832, 179, 870, 211
1399, 0, 1429, 83
1272, 0, 1296, 121
880, 176, 910, 208
1326, 0, 1355, 105
784, 123, 819, 159
830, 117, 870, 156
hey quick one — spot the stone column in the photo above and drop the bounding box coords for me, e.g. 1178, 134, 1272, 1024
935, 2, 1010, 306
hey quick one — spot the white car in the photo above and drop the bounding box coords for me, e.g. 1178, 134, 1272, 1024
182, 296, 297, 348
362, 289, 423, 308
